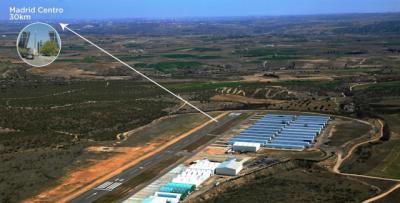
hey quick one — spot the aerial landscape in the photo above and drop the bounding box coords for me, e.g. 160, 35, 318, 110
0, 0, 400, 203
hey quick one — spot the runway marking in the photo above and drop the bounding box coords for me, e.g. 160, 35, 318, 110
95, 181, 113, 190
95, 181, 122, 191
63, 112, 227, 202
59, 23, 218, 123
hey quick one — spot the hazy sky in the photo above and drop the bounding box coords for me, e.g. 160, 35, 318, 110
1, 0, 400, 20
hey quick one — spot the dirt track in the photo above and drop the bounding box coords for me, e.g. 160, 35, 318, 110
363, 183, 400, 203
331, 119, 400, 202
333, 120, 383, 174
24, 112, 227, 203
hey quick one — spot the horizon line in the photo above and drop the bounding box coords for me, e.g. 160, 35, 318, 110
1, 11, 400, 22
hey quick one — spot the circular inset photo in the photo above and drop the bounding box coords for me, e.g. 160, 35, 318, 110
16, 22, 61, 67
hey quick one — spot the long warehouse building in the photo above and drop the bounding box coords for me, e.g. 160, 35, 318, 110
230, 114, 330, 150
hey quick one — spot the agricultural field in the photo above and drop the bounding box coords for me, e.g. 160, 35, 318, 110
0, 12, 399, 203
341, 138, 400, 179
327, 118, 372, 147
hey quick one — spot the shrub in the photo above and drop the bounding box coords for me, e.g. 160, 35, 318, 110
40, 41, 59, 56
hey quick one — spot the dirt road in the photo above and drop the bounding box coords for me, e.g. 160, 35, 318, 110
24, 112, 227, 203
362, 183, 400, 203
333, 119, 383, 173
332, 119, 400, 202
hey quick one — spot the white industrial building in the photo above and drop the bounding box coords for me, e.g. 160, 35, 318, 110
232, 141, 260, 152
215, 158, 244, 176
142, 192, 181, 203
188, 159, 220, 172
171, 159, 220, 186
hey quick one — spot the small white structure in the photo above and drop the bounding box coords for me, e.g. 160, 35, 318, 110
232, 141, 260, 152
172, 159, 220, 186
142, 192, 181, 203
229, 112, 242, 117
215, 158, 244, 176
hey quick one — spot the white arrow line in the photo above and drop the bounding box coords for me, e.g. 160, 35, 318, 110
59, 23, 218, 122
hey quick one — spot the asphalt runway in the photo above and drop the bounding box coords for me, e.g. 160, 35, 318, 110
71, 113, 237, 203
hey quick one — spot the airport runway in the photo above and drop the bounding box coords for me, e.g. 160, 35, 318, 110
71, 113, 237, 203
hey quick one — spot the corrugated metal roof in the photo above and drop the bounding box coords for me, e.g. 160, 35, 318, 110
216, 159, 243, 170
231, 113, 330, 150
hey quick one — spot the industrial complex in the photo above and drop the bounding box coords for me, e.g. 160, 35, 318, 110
125, 158, 244, 203
229, 114, 330, 150
121, 113, 332, 203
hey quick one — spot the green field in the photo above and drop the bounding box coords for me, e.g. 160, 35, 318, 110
329, 119, 371, 146
237, 47, 303, 58
191, 47, 222, 52
383, 113, 400, 134
135, 61, 203, 72
162, 54, 222, 59
354, 81, 400, 97
123, 43, 144, 49
341, 139, 400, 179
367, 140, 400, 179
275, 80, 341, 91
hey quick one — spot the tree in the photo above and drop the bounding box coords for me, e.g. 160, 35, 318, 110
40, 41, 59, 56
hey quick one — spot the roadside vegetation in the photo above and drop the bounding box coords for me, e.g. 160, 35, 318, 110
192, 160, 377, 203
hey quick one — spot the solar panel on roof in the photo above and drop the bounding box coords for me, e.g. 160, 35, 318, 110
247, 126, 282, 130
240, 131, 274, 134
238, 134, 274, 138
297, 118, 327, 120
281, 130, 317, 133
289, 124, 323, 128
264, 143, 305, 149
251, 125, 279, 127
284, 132, 319, 136
248, 126, 282, 129
250, 127, 283, 130
256, 120, 287, 123
235, 135, 271, 140
286, 126, 322, 130
274, 136, 313, 140
230, 113, 330, 150
295, 120, 326, 123
273, 138, 312, 143
297, 119, 328, 121
271, 140, 309, 145
281, 130, 317, 134
255, 121, 285, 124
259, 118, 291, 120
240, 131, 275, 135
277, 134, 315, 138
297, 116, 328, 119
278, 133, 315, 137
245, 129, 281, 133
232, 136, 269, 140
242, 131, 276, 135
277, 137, 315, 142
285, 126, 321, 129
